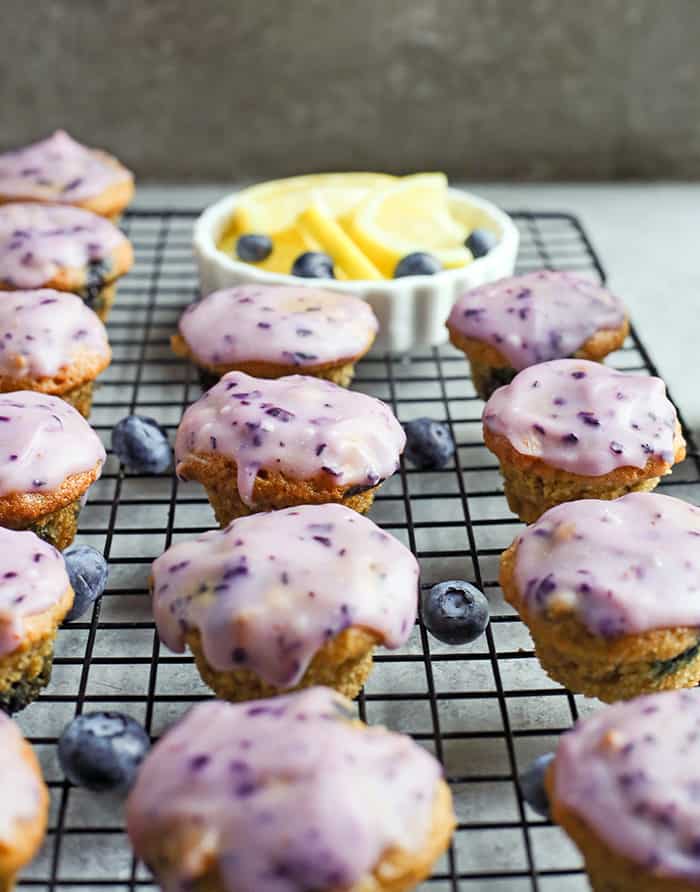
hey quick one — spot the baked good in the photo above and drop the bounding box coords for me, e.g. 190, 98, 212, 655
482, 358, 685, 522
171, 284, 378, 388
0, 289, 110, 416
151, 503, 419, 700
446, 269, 629, 399
126, 686, 454, 892
175, 371, 405, 523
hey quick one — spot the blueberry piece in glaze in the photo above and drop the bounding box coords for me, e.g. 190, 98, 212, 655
421, 580, 490, 645
63, 545, 109, 622
291, 252, 335, 279
403, 418, 455, 470
393, 252, 442, 278
112, 415, 171, 474
236, 234, 273, 263
519, 752, 554, 817
465, 228, 498, 259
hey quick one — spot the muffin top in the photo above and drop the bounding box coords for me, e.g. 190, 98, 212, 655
447, 270, 626, 370
0, 289, 109, 380
0, 713, 46, 840
483, 359, 679, 475
152, 503, 418, 685
0, 202, 130, 290
552, 688, 700, 881
0, 391, 105, 497
126, 687, 442, 892
178, 284, 378, 368
0, 528, 69, 656
175, 371, 405, 506
0, 130, 132, 204
512, 493, 700, 638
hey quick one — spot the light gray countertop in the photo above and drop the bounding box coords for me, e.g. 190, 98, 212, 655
134, 183, 700, 434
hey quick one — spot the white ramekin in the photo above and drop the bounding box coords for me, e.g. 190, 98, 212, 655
193, 187, 519, 353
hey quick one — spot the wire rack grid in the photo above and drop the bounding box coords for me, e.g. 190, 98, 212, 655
13, 207, 700, 892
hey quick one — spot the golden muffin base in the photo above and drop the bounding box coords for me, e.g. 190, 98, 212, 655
500, 540, 700, 702
177, 452, 380, 525
187, 626, 378, 702
484, 424, 686, 524
447, 319, 630, 401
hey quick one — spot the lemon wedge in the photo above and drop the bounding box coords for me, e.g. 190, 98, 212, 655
299, 202, 383, 280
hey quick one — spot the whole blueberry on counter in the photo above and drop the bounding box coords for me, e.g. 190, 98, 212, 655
112, 415, 171, 474
403, 418, 455, 470
519, 752, 555, 818
291, 251, 335, 279
393, 252, 442, 278
421, 580, 490, 645
465, 228, 498, 259
64, 545, 109, 622
58, 712, 150, 793
236, 233, 273, 263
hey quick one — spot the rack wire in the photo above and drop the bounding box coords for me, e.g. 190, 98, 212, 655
15, 208, 700, 892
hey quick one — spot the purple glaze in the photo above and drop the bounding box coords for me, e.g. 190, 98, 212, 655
175, 372, 405, 506
151, 504, 418, 685
0, 289, 109, 379
0, 713, 45, 837
0, 203, 127, 289
554, 689, 700, 880
0, 131, 132, 203
483, 359, 678, 475
514, 493, 700, 637
179, 284, 378, 368
0, 390, 105, 496
126, 687, 441, 892
447, 270, 626, 370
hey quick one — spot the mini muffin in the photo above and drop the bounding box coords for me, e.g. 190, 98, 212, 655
0, 130, 134, 220
175, 371, 405, 523
0, 528, 74, 712
0, 289, 110, 416
172, 284, 379, 388
0, 202, 133, 320
501, 492, 700, 702
151, 503, 418, 701
446, 269, 629, 399
0, 713, 49, 888
482, 358, 685, 523
0, 391, 105, 549
126, 687, 455, 892
547, 688, 700, 891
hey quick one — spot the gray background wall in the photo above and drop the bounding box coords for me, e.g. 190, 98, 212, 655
2, 0, 699, 181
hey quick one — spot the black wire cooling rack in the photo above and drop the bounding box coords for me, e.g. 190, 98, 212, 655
14, 208, 700, 892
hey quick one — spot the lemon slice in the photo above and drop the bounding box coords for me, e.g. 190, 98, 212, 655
350, 173, 472, 276
299, 203, 383, 280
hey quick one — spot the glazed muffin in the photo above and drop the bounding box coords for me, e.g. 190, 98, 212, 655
126, 687, 455, 892
0, 130, 134, 220
482, 358, 685, 523
446, 269, 629, 400
151, 503, 418, 701
0, 289, 110, 416
0, 528, 74, 712
171, 284, 378, 388
175, 371, 405, 523
0, 202, 133, 320
0, 391, 105, 549
500, 492, 700, 702
547, 688, 700, 891
0, 713, 49, 889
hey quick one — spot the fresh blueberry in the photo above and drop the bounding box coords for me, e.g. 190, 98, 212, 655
403, 418, 455, 470
63, 545, 109, 622
465, 228, 498, 259
519, 753, 555, 818
291, 252, 335, 279
421, 580, 490, 645
58, 712, 150, 793
111, 415, 171, 474
393, 252, 442, 278
236, 233, 273, 263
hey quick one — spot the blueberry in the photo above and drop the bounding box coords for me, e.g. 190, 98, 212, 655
63, 545, 108, 622
111, 415, 171, 474
519, 753, 555, 818
236, 233, 273, 263
403, 418, 455, 470
465, 228, 498, 259
291, 252, 335, 279
393, 252, 442, 278
421, 580, 490, 645
58, 712, 150, 793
